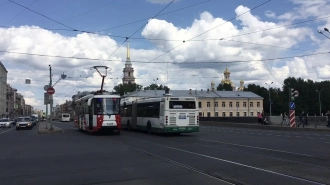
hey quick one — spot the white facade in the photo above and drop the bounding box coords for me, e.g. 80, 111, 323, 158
0, 62, 7, 118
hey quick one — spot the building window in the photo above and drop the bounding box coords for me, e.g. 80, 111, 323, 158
128, 72, 131, 76
257, 102, 260, 107
244, 112, 247, 116
214, 102, 218, 107
222, 112, 226, 117
229, 102, 233, 107
243, 102, 246, 107
207, 102, 210, 107
250, 112, 254, 116
215, 112, 218, 117
236, 112, 240, 117
199, 112, 202, 117
250, 102, 253, 107
230, 112, 233, 116
207, 112, 211, 117
222, 102, 225, 107
236, 102, 239, 107
198, 102, 202, 108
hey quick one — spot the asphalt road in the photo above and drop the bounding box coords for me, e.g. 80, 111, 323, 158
0, 122, 329, 185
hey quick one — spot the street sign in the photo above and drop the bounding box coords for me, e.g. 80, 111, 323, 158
293, 90, 299, 97
14, 104, 18, 109
44, 85, 49, 91
47, 87, 55, 95
290, 102, 295, 110
44, 93, 50, 105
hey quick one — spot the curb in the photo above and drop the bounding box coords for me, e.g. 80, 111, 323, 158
200, 121, 330, 132
38, 123, 63, 134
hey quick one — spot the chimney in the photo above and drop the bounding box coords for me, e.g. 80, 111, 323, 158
207, 89, 210, 93
189, 89, 192, 94
201, 89, 203, 94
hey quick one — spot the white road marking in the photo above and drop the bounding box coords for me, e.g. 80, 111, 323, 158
0, 127, 15, 135
199, 139, 328, 159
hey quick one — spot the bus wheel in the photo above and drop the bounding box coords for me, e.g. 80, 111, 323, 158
147, 123, 152, 135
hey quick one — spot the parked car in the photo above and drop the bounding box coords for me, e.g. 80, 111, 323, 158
16, 117, 33, 130
0, 118, 12, 128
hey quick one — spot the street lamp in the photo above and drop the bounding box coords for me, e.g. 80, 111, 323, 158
265, 82, 273, 116
153, 78, 158, 96
316, 89, 323, 116
318, 28, 330, 39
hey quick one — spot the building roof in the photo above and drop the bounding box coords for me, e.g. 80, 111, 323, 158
123, 90, 263, 99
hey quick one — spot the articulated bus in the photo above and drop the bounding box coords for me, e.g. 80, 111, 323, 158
61, 113, 70, 122
74, 93, 121, 134
120, 95, 199, 134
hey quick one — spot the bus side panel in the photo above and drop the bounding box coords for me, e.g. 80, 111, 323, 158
131, 102, 137, 129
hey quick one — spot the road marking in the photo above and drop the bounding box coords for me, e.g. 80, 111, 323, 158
199, 139, 328, 159
124, 136, 325, 185
0, 127, 14, 135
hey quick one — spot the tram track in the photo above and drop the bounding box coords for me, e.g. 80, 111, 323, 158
109, 133, 326, 185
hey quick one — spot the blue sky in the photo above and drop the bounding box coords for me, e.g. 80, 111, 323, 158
0, 0, 330, 112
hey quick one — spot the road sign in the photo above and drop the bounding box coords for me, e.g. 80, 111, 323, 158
44, 85, 49, 91
14, 104, 18, 109
293, 90, 299, 97
290, 102, 295, 110
44, 93, 50, 105
47, 87, 55, 95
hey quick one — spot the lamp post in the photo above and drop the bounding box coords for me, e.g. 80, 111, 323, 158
316, 89, 323, 116
318, 28, 330, 39
265, 82, 273, 116
153, 78, 158, 96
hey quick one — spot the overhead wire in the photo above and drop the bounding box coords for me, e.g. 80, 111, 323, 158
98, 0, 176, 68
135, 0, 272, 70
98, 0, 212, 32
3, 0, 38, 26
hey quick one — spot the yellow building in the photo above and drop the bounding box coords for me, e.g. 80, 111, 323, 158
123, 88, 263, 117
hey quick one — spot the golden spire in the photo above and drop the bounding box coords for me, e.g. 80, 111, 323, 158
127, 40, 130, 61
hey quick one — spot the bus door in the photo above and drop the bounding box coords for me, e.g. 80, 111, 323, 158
89, 102, 93, 130
131, 102, 137, 129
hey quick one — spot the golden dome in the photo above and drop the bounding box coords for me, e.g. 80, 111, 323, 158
240, 79, 244, 83
211, 81, 215, 85
224, 67, 230, 74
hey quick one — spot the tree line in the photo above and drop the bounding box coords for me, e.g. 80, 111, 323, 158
113, 77, 330, 116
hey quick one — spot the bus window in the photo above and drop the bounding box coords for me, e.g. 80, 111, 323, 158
169, 101, 196, 109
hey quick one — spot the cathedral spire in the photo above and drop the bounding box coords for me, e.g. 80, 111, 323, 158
126, 40, 130, 61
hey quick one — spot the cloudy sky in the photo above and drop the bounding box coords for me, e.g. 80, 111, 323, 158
0, 0, 330, 112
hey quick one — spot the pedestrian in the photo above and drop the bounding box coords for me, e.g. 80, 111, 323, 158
281, 112, 288, 126
261, 111, 265, 125
298, 111, 305, 128
326, 110, 330, 128
257, 112, 262, 124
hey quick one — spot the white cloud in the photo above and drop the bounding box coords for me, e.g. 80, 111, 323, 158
265, 10, 276, 18
1, 3, 330, 112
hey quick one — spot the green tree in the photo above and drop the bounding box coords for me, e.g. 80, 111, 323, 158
143, 83, 169, 90
216, 83, 233, 91
113, 82, 143, 96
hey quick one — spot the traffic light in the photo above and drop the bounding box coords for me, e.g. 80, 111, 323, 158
291, 88, 299, 101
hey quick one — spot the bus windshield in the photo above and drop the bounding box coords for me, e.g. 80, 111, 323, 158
169, 101, 196, 109
94, 98, 120, 115
62, 114, 70, 117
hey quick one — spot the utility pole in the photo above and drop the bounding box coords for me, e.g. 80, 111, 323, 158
265, 82, 273, 116
316, 89, 323, 116
49, 65, 53, 130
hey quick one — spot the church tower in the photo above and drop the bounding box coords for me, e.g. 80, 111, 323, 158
122, 41, 135, 84
221, 67, 236, 91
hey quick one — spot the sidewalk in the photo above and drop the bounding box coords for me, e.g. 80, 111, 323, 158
200, 121, 330, 132
38, 121, 63, 134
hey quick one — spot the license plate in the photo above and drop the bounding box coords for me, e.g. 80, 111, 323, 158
106, 123, 113, 126
179, 115, 186, 119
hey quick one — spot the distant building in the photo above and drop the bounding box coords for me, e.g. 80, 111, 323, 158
220, 67, 245, 91
25, 105, 33, 116
122, 41, 135, 84
122, 88, 263, 117
0, 61, 8, 118
6, 84, 15, 119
